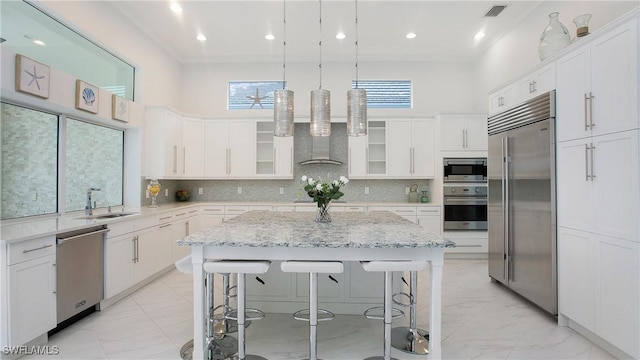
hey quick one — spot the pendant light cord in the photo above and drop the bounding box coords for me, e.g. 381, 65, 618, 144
282, 0, 287, 89
318, 0, 323, 90
354, 0, 359, 89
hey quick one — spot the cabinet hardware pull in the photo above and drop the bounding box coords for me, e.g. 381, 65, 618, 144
585, 144, 590, 181
366, 147, 369, 174
183, 147, 186, 174
22, 244, 53, 253
584, 93, 590, 131
273, 148, 276, 174
228, 148, 231, 174
159, 223, 172, 228
290, 147, 293, 174
590, 143, 596, 179
57, 228, 110, 244
186, 221, 190, 235
173, 146, 178, 173
132, 236, 137, 263
589, 92, 595, 129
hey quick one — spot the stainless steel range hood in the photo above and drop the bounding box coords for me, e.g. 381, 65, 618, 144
299, 136, 342, 165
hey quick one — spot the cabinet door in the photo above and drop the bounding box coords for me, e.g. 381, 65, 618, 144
182, 117, 204, 177
556, 44, 591, 142
517, 63, 555, 102
557, 227, 596, 331
228, 120, 256, 177
133, 227, 158, 283
348, 135, 368, 178
164, 110, 183, 177
411, 119, 435, 177
387, 119, 412, 176
204, 121, 229, 177
246, 261, 292, 301
464, 115, 488, 151
556, 138, 594, 233
592, 131, 639, 241
8, 254, 56, 346
104, 233, 135, 299
591, 19, 638, 137
596, 236, 639, 358
440, 115, 466, 151
274, 136, 293, 177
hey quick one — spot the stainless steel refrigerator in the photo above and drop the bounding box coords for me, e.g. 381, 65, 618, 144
487, 91, 557, 315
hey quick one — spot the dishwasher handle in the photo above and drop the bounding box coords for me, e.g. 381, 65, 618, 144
57, 228, 110, 245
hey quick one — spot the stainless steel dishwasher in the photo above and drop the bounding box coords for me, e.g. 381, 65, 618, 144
56, 225, 109, 324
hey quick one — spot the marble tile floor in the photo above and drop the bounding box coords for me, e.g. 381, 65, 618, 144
22, 259, 616, 360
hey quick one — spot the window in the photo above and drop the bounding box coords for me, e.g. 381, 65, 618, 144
65, 119, 124, 212
229, 81, 286, 110
351, 80, 412, 108
1, 103, 58, 219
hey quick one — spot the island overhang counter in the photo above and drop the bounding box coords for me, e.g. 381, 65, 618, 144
179, 210, 455, 359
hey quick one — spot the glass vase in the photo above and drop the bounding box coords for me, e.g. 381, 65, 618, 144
538, 12, 571, 61
316, 202, 332, 223
147, 179, 161, 208
573, 14, 592, 38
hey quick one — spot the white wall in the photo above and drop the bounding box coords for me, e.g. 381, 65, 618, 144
472, 1, 638, 112
35, 0, 182, 109
180, 60, 478, 118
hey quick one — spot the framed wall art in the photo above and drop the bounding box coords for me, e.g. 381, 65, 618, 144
75, 80, 99, 114
112, 94, 129, 122
15, 54, 50, 99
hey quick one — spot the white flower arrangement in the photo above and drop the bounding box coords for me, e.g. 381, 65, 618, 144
301, 175, 349, 207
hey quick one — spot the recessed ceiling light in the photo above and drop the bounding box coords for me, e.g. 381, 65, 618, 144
474, 31, 486, 40
336, 32, 346, 40
33, 39, 46, 46
406, 32, 417, 39
265, 34, 275, 40
170, 2, 182, 14
196, 34, 207, 42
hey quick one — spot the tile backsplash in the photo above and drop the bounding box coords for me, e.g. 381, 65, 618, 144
141, 123, 433, 206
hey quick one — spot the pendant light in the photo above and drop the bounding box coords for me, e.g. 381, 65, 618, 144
310, 0, 331, 137
347, 0, 367, 136
274, 0, 294, 137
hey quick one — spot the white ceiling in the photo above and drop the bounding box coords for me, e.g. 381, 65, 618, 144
109, 1, 543, 64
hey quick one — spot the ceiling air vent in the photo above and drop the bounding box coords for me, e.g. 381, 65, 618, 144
484, 5, 507, 17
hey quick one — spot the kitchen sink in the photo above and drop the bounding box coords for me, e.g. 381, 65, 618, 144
77, 212, 138, 220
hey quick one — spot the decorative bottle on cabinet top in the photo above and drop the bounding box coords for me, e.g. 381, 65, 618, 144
538, 12, 571, 61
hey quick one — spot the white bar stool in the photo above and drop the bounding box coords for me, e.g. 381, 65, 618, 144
204, 260, 271, 360
280, 261, 344, 360
391, 271, 429, 355
175, 256, 238, 360
361, 260, 427, 360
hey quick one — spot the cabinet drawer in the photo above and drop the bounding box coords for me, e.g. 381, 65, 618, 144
225, 206, 249, 215
201, 206, 224, 215
135, 216, 156, 231
417, 207, 441, 216
8, 236, 56, 265
156, 212, 174, 224
391, 207, 417, 216
342, 206, 366, 213
249, 205, 272, 211
108, 219, 136, 237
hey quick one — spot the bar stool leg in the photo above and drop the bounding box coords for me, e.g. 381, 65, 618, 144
309, 272, 318, 360
365, 271, 398, 360
235, 273, 267, 360
391, 271, 429, 355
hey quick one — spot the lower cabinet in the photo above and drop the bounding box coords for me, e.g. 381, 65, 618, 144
104, 232, 135, 299
172, 209, 201, 263
6, 236, 57, 347
559, 226, 640, 358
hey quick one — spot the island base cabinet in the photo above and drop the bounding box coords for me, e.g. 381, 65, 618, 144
559, 226, 640, 359
8, 253, 57, 347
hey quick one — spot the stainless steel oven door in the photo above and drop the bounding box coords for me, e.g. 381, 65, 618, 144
443, 197, 488, 230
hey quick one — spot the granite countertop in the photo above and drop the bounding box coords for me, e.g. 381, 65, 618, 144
179, 211, 455, 249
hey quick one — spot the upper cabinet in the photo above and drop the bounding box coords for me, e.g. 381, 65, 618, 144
348, 118, 435, 179
556, 18, 638, 142
489, 63, 555, 116
439, 114, 488, 152
145, 109, 293, 180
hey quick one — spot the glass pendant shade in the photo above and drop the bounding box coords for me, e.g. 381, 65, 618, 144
347, 88, 367, 136
310, 89, 331, 136
274, 89, 294, 137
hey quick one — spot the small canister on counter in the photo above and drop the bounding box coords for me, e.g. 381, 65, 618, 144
408, 184, 419, 203
420, 190, 429, 203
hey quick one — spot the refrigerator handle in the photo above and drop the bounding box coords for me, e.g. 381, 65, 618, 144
590, 143, 596, 179
504, 136, 513, 282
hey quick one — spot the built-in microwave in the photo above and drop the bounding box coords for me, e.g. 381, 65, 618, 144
443, 158, 487, 183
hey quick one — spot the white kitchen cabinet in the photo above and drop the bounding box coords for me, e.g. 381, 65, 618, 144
387, 119, 435, 178
489, 83, 516, 115
181, 117, 204, 177
104, 232, 135, 299
367, 121, 387, 175
255, 122, 293, 178
133, 226, 159, 283
155, 222, 173, 272
204, 120, 256, 178
201, 205, 225, 228
247, 261, 292, 302
557, 130, 639, 242
556, 18, 638, 143
439, 114, 488, 152
348, 134, 368, 178
443, 231, 488, 254
273, 136, 293, 177
144, 108, 182, 178
515, 62, 555, 103
416, 206, 441, 235
172, 208, 200, 263
6, 236, 56, 347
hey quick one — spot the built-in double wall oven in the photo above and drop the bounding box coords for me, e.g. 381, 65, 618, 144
443, 158, 488, 231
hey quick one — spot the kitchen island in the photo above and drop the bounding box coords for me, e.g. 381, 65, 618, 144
179, 210, 455, 360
